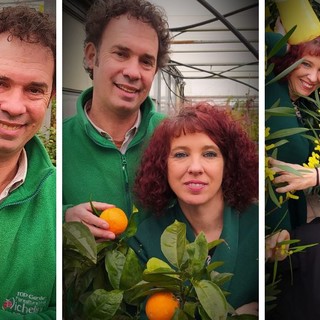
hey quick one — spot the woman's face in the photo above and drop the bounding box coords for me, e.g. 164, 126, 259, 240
167, 132, 224, 208
288, 54, 320, 100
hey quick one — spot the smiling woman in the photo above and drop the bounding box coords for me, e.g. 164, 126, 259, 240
130, 102, 259, 317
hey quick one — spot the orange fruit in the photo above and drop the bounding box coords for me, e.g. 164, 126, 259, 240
145, 291, 179, 320
99, 207, 128, 235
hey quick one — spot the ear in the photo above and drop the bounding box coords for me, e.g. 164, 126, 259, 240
84, 42, 97, 69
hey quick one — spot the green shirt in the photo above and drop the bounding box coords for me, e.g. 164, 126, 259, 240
0, 136, 56, 319
265, 32, 310, 231
63, 87, 165, 217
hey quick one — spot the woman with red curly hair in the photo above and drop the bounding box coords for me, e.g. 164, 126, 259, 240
266, 32, 320, 231
130, 102, 259, 316
265, 26, 320, 319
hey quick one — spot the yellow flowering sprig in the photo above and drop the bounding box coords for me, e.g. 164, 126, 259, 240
303, 139, 320, 169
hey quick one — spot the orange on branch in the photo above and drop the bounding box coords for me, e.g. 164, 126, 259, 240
145, 291, 180, 320
100, 207, 128, 235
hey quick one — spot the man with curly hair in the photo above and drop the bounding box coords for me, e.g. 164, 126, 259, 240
63, 0, 171, 239
0, 6, 56, 319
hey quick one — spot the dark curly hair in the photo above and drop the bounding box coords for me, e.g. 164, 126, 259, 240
84, 0, 170, 79
272, 36, 320, 81
134, 102, 258, 214
0, 6, 56, 89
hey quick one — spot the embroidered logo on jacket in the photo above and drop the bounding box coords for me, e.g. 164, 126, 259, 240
2, 292, 48, 314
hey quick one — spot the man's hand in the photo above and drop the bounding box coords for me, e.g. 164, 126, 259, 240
65, 202, 116, 239
266, 229, 290, 261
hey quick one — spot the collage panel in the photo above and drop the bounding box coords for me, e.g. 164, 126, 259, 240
62, 0, 258, 319
0, 0, 262, 319
0, 0, 57, 318
265, 0, 320, 319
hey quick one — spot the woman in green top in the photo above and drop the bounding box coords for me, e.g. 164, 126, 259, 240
266, 31, 320, 319
130, 103, 259, 316
266, 32, 320, 231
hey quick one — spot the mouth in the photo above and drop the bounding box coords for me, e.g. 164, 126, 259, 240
115, 83, 140, 94
185, 182, 206, 187
184, 181, 207, 192
300, 79, 315, 91
0, 121, 23, 131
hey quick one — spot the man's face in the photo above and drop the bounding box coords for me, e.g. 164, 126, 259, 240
85, 14, 159, 116
0, 33, 54, 159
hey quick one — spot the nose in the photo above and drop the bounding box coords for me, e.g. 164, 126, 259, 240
0, 88, 26, 116
307, 68, 320, 83
187, 156, 204, 175
122, 58, 141, 81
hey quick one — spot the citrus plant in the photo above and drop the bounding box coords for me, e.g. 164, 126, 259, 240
63, 217, 256, 319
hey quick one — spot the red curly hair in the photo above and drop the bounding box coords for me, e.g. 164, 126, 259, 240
134, 102, 258, 214
272, 36, 320, 80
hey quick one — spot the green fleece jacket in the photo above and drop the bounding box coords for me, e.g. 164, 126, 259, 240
63, 87, 165, 217
129, 203, 258, 311
0, 136, 56, 319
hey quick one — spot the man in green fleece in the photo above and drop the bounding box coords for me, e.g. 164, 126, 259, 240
63, 0, 170, 239
0, 6, 56, 319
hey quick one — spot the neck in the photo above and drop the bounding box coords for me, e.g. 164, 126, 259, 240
180, 199, 224, 242
88, 103, 138, 142
0, 152, 21, 194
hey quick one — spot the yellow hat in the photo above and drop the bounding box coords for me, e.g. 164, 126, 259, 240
276, 0, 320, 44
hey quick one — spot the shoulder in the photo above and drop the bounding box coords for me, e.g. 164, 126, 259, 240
238, 203, 258, 229
141, 97, 166, 123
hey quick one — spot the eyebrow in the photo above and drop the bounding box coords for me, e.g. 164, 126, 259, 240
0, 75, 49, 91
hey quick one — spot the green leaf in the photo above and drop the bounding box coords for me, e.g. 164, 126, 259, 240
208, 239, 225, 251
209, 271, 233, 287
142, 268, 182, 286
83, 289, 123, 320
89, 199, 102, 217
172, 308, 189, 320
124, 281, 176, 305
265, 107, 296, 117
120, 247, 143, 290
265, 179, 281, 208
266, 58, 304, 86
193, 279, 228, 320
185, 232, 208, 275
63, 222, 97, 264
123, 210, 138, 239
161, 220, 187, 268
267, 26, 296, 60
182, 301, 197, 318
266, 127, 309, 141
206, 261, 224, 273
105, 249, 126, 289
274, 164, 311, 177
146, 257, 174, 271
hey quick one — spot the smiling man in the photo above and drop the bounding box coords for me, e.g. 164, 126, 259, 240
63, 0, 170, 239
0, 5, 56, 319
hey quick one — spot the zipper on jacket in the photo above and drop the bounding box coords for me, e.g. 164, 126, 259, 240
121, 155, 131, 213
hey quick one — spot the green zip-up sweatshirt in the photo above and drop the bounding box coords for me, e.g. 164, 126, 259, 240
0, 136, 56, 319
63, 87, 165, 217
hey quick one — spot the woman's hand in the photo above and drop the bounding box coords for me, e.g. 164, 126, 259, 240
269, 157, 317, 193
266, 229, 290, 262
65, 202, 116, 240
234, 302, 258, 316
